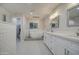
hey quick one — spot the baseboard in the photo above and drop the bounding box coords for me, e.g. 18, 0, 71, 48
24, 37, 43, 41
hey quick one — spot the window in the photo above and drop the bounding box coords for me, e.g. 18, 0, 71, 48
30, 22, 38, 29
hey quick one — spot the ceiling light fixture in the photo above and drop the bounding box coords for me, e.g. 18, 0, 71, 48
49, 12, 58, 20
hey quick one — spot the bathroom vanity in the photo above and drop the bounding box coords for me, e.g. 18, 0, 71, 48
44, 32, 79, 55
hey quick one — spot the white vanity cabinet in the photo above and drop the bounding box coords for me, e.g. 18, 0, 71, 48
51, 35, 65, 55
44, 33, 66, 55
44, 33, 52, 50
66, 41, 79, 55
0, 22, 16, 54
44, 32, 79, 55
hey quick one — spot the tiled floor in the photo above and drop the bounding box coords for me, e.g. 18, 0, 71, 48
16, 39, 52, 55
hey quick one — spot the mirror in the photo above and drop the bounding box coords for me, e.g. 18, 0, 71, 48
67, 5, 79, 27
30, 22, 38, 29
50, 16, 59, 28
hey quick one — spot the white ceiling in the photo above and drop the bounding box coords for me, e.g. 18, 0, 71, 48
0, 3, 59, 19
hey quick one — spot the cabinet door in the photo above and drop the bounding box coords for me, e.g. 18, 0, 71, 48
44, 33, 48, 44
64, 48, 79, 55
48, 35, 53, 50
61, 38, 79, 55
51, 36, 55, 54
68, 41, 79, 55
44, 33, 53, 51
51, 36, 70, 55
54, 37, 65, 55
44, 33, 48, 45
45, 34, 49, 47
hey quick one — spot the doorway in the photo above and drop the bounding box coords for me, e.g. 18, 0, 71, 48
16, 17, 21, 41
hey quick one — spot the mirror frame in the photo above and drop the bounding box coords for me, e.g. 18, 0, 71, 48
67, 5, 79, 27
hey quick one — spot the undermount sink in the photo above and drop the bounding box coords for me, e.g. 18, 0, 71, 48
67, 33, 79, 37
58, 32, 79, 37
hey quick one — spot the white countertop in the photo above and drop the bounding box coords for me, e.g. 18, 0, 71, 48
46, 32, 79, 43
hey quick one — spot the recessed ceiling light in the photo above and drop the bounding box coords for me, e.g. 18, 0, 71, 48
30, 12, 33, 15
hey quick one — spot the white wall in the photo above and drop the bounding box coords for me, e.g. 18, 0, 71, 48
21, 16, 27, 41
0, 6, 11, 23
24, 17, 44, 39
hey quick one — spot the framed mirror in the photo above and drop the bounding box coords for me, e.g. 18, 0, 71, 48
67, 5, 79, 27
50, 16, 59, 28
